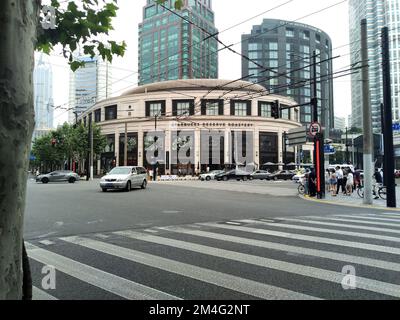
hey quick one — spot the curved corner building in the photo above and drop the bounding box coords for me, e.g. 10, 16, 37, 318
79, 79, 302, 175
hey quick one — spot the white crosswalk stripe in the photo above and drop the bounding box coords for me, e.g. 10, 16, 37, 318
60, 235, 319, 300
236, 220, 400, 243
26, 213, 400, 300
155, 226, 400, 272
27, 244, 180, 300
114, 230, 400, 298
197, 222, 400, 255
32, 286, 58, 300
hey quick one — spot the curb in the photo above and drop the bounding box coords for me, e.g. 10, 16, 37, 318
300, 194, 400, 212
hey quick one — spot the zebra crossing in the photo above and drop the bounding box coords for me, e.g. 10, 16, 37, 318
27, 211, 400, 300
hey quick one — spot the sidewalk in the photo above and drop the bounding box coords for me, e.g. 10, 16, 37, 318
302, 187, 400, 211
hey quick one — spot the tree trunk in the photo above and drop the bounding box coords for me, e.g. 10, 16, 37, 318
0, 0, 38, 299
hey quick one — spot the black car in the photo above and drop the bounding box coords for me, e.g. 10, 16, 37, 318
215, 170, 251, 181
250, 170, 272, 180
269, 170, 296, 181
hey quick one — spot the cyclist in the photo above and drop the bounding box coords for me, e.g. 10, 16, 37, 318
373, 168, 383, 199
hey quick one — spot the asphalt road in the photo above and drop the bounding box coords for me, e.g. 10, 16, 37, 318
24, 179, 400, 300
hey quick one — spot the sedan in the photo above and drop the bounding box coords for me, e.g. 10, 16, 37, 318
199, 170, 225, 181
250, 170, 272, 180
269, 170, 296, 181
99, 166, 147, 192
215, 170, 251, 181
36, 170, 80, 184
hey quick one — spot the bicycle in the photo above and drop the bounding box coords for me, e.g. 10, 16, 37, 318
298, 183, 306, 195
357, 184, 387, 200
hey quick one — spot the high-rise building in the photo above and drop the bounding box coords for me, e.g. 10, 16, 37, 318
334, 116, 346, 131
241, 19, 334, 129
349, 0, 386, 132
68, 56, 112, 124
33, 53, 54, 141
138, 0, 218, 85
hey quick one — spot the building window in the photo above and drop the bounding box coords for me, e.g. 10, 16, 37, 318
146, 101, 166, 117
248, 43, 261, 51
281, 108, 290, 120
201, 100, 222, 116
258, 102, 272, 117
173, 100, 195, 116
231, 101, 251, 116
94, 109, 101, 123
286, 28, 294, 37
105, 105, 117, 121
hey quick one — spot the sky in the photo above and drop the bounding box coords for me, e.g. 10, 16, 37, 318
49, 0, 352, 127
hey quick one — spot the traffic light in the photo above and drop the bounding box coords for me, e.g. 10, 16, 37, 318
271, 100, 280, 119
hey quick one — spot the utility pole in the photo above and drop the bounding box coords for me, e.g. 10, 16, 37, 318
86, 113, 92, 181
361, 19, 374, 205
382, 26, 397, 208
345, 127, 349, 164
283, 131, 287, 170
311, 50, 325, 199
90, 115, 94, 181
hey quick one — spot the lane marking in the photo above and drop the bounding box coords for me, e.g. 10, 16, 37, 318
334, 214, 400, 223
39, 240, 55, 246
196, 222, 400, 256
115, 230, 400, 298
61, 235, 319, 300
303, 216, 400, 228
27, 243, 180, 300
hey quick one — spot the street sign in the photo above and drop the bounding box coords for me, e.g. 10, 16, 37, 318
324, 145, 336, 155
393, 123, 400, 131
309, 122, 322, 137
287, 126, 307, 146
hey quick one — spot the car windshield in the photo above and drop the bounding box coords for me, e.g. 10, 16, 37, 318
108, 168, 131, 175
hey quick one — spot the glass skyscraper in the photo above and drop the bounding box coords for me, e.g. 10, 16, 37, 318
241, 19, 334, 129
349, 0, 386, 132
138, 0, 218, 85
33, 53, 54, 141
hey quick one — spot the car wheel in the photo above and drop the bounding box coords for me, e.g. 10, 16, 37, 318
223, 176, 228, 181
201, 178, 205, 181
243, 176, 248, 181
125, 181, 131, 192
141, 179, 147, 189
274, 177, 278, 181
42, 178, 49, 184
249, 177, 254, 181
206, 176, 211, 181
68, 177, 76, 184
102, 188, 107, 192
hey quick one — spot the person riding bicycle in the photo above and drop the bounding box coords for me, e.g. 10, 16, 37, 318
373, 168, 383, 199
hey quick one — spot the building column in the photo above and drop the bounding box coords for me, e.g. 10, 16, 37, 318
165, 128, 171, 175
97, 159, 101, 176
138, 129, 144, 167
195, 128, 201, 174
278, 129, 283, 170
114, 129, 119, 167
224, 128, 230, 165
254, 128, 259, 169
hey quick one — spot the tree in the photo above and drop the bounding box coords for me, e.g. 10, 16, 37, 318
0, 0, 125, 299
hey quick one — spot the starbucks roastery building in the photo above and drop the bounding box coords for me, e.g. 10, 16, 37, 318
78, 79, 303, 175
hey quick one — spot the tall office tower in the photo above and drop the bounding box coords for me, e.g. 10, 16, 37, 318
33, 53, 54, 141
241, 19, 334, 129
349, 0, 386, 132
68, 55, 112, 124
138, 0, 218, 85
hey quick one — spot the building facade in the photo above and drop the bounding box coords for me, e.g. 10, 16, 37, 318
68, 56, 112, 124
33, 53, 54, 142
78, 79, 301, 175
241, 19, 334, 130
138, 0, 218, 85
334, 116, 346, 131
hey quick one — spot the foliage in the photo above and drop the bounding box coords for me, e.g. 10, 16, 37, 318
31, 123, 106, 170
155, 0, 184, 10
36, 0, 126, 71
348, 126, 363, 134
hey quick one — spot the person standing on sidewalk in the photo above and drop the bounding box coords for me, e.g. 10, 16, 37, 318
336, 166, 344, 195
346, 169, 354, 196
329, 169, 338, 196
308, 168, 317, 197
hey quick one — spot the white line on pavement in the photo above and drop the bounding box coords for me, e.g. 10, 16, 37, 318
32, 286, 58, 300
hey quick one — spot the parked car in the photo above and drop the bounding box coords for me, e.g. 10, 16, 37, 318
250, 170, 272, 180
269, 170, 296, 181
199, 170, 225, 181
36, 170, 80, 184
215, 169, 251, 181
100, 166, 147, 192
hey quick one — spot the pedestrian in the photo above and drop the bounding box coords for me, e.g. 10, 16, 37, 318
303, 170, 310, 197
346, 169, 354, 196
335, 166, 344, 195
328, 169, 336, 196
354, 168, 361, 190
149, 168, 153, 181
308, 168, 317, 197
325, 169, 330, 191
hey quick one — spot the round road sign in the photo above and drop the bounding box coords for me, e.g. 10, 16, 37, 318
309, 122, 322, 136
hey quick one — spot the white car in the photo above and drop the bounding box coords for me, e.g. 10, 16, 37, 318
199, 170, 224, 181
100, 166, 147, 192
